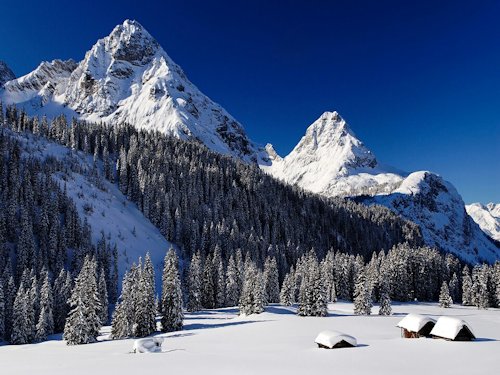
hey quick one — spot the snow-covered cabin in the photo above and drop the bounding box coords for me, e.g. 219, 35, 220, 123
133, 337, 164, 353
315, 330, 357, 349
396, 314, 436, 338
430, 316, 475, 341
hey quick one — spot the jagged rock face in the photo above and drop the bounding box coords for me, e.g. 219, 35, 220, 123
0, 20, 266, 164
0, 61, 16, 87
466, 203, 500, 242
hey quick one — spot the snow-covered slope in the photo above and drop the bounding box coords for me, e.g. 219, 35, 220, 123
1, 302, 499, 375
0, 20, 267, 164
264, 112, 500, 263
466, 203, 500, 242
12, 131, 173, 288
0, 61, 16, 87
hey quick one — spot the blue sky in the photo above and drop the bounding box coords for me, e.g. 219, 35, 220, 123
1, 0, 499, 203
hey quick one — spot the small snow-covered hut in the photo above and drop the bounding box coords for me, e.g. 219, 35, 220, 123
430, 316, 475, 341
315, 330, 357, 349
397, 314, 436, 338
133, 337, 164, 353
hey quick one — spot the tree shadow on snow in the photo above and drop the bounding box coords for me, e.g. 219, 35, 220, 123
473, 338, 498, 343
183, 320, 268, 331
265, 305, 296, 315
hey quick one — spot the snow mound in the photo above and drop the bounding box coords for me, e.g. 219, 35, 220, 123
133, 337, 164, 353
430, 316, 476, 341
396, 314, 436, 333
314, 330, 357, 348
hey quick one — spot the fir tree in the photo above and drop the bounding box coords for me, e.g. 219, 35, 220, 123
279, 270, 295, 307
353, 268, 372, 315
11, 282, 30, 344
161, 248, 183, 332
264, 257, 280, 304
36, 271, 54, 341
53, 269, 72, 332
202, 255, 215, 309
187, 252, 203, 312
98, 269, 109, 325
378, 277, 392, 316
135, 254, 157, 337
462, 266, 473, 306
64, 256, 101, 345
439, 281, 453, 308
225, 254, 241, 307
239, 262, 265, 315
111, 267, 137, 339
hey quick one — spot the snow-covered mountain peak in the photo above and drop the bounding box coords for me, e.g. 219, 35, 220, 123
0, 60, 16, 87
291, 111, 377, 174
0, 20, 266, 163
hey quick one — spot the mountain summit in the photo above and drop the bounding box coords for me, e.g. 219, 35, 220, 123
0, 20, 266, 163
262, 111, 403, 197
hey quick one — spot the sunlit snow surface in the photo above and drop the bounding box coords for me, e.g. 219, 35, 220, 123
0, 302, 498, 375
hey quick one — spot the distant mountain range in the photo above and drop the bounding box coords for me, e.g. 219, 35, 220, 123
1, 19, 498, 263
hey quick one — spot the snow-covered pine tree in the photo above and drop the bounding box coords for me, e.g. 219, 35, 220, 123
35, 271, 54, 341
97, 268, 109, 325
187, 252, 203, 312
439, 281, 453, 308
264, 257, 280, 304
353, 267, 372, 315
320, 251, 337, 302
135, 254, 157, 336
495, 262, 500, 308
10, 282, 30, 344
378, 275, 392, 316
448, 273, 460, 303
297, 255, 327, 317
64, 256, 101, 345
461, 266, 473, 306
212, 246, 225, 308
111, 267, 136, 339
239, 261, 265, 315
202, 254, 215, 309
225, 254, 240, 307
279, 269, 295, 306
161, 248, 183, 332
53, 269, 72, 332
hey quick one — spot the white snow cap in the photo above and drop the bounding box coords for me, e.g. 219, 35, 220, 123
430, 316, 475, 340
396, 314, 436, 333
133, 337, 164, 353
315, 330, 357, 348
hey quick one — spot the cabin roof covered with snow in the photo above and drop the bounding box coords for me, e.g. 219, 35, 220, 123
396, 314, 436, 333
430, 316, 475, 340
315, 330, 357, 348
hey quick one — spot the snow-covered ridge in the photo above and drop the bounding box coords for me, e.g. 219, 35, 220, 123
466, 203, 500, 242
263, 112, 500, 263
0, 20, 267, 164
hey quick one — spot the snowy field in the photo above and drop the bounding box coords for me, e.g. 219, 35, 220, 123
1, 302, 498, 375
